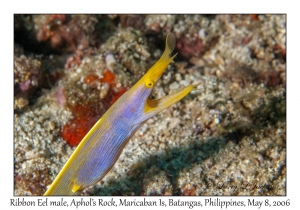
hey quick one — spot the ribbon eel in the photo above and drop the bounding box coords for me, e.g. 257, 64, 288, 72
44, 32, 197, 195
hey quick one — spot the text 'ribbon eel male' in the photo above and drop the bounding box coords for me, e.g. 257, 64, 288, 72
44, 32, 198, 195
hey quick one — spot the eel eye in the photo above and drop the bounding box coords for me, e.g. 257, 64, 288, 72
145, 79, 154, 88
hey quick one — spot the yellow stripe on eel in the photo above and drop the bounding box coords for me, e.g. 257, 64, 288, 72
44, 32, 197, 195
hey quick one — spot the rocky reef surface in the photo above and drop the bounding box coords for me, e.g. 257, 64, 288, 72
14, 14, 286, 195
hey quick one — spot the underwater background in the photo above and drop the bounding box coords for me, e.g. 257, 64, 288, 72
14, 14, 286, 195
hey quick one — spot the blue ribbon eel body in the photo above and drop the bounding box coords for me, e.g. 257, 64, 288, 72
44, 33, 197, 195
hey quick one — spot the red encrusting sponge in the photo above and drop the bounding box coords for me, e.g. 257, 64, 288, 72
61, 70, 127, 146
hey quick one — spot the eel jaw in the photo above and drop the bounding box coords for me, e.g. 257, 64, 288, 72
144, 83, 198, 117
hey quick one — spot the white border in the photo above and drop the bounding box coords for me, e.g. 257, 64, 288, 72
2, 0, 298, 209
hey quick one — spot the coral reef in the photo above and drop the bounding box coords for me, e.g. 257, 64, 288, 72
14, 47, 44, 111
14, 14, 286, 196
33, 14, 103, 53
61, 69, 127, 146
